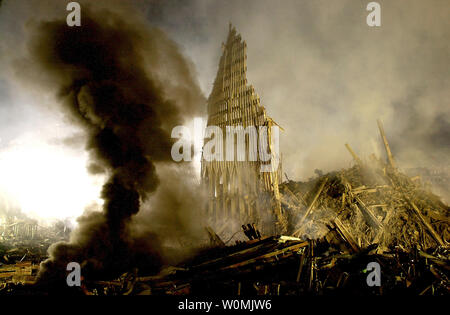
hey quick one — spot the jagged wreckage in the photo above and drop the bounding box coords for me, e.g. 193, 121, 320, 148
78, 25, 448, 295
79, 119, 448, 296
1, 26, 448, 296
0, 220, 70, 290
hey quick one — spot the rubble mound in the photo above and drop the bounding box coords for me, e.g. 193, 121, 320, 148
281, 158, 449, 252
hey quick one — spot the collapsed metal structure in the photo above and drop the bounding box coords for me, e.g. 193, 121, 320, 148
82, 120, 449, 296
0, 218, 38, 241
281, 120, 448, 252
77, 38, 449, 297
1, 25, 448, 296
201, 25, 286, 236
0, 217, 70, 290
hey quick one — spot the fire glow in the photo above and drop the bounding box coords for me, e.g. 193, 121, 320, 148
0, 135, 103, 222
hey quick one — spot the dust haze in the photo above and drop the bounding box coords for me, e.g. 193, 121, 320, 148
0, 0, 448, 286
143, 0, 449, 179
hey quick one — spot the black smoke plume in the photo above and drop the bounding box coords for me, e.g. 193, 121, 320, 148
25, 5, 204, 290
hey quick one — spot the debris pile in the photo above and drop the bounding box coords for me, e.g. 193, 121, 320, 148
1, 120, 448, 295
100, 119, 446, 296
0, 216, 71, 292
0, 262, 39, 287
82, 230, 449, 296
281, 160, 449, 252
280, 120, 448, 253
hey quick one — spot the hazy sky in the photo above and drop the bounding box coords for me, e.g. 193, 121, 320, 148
139, 0, 449, 178
0, 0, 448, 219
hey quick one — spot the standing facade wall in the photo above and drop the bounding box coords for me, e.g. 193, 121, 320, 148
201, 25, 287, 236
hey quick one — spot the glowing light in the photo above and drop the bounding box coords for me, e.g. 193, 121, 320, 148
0, 135, 103, 221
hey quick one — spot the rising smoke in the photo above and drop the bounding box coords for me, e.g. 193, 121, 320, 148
2, 0, 448, 290
16, 2, 205, 288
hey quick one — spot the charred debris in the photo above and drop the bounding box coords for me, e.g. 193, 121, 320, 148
1, 119, 449, 296
3, 120, 448, 295
73, 120, 448, 296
